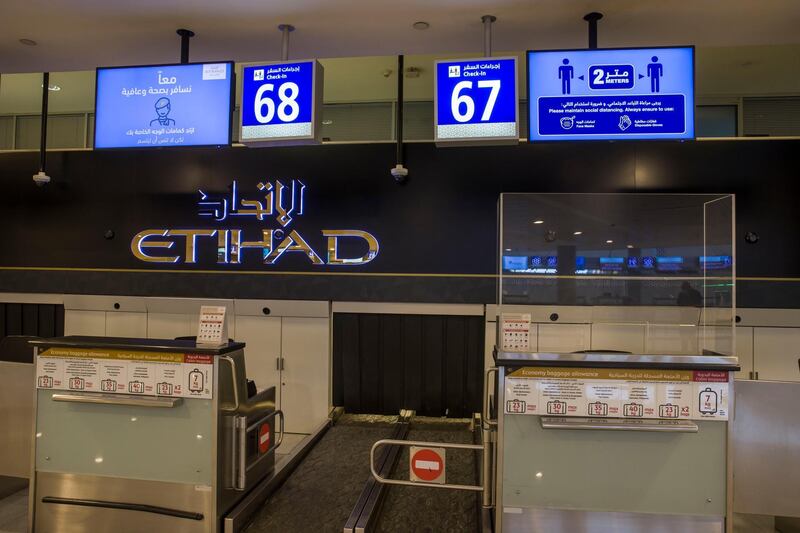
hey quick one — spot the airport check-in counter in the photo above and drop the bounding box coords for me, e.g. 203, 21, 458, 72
494, 351, 739, 533
28, 336, 283, 533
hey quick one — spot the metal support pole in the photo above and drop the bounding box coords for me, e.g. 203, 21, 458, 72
278, 24, 295, 61
177, 29, 195, 64
583, 12, 603, 50
39, 72, 49, 173
481, 15, 496, 58
396, 54, 404, 164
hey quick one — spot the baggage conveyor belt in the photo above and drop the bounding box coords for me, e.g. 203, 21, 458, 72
242, 414, 481, 533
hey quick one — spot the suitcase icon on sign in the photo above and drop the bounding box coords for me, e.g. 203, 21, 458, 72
547, 400, 567, 415
37, 375, 54, 388
68, 377, 85, 390
623, 403, 644, 417
506, 399, 526, 414
128, 380, 145, 394
659, 403, 679, 418
188, 368, 204, 393
699, 387, 718, 414
156, 382, 174, 396
100, 379, 116, 392
588, 402, 608, 416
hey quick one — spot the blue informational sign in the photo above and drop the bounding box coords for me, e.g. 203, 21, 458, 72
239, 60, 323, 145
434, 57, 518, 145
527, 47, 694, 141
94, 62, 233, 149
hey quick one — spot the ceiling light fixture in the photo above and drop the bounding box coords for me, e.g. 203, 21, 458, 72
412, 21, 430, 30
533, 220, 544, 224
573, 231, 582, 235
504, 248, 512, 252
627, 244, 634, 249
19, 38, 37, 46
606, 240, 614, 244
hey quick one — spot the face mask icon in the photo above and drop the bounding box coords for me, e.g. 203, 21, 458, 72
560, 116, 576, 130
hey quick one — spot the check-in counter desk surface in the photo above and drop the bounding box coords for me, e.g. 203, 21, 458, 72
29, 336, 279, 533
495, 352, 739, 533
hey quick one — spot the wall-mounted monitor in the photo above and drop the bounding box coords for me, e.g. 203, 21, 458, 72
94, 62, 234, 149
503, 256, 528, 271
527, 46, 694, 142
599, 256, 625, 271
656, 256, 685, 271
700, 255, 732, 270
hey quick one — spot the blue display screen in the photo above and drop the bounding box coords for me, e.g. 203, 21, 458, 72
435, 57, 517, 142
503, 256, 528, 270
656, 256, 684, 271
700, 255, 732, 269
240, 61, 317, 142
600, 257, 625, 270
94, 62, 233, 148
527, 47, 694, 141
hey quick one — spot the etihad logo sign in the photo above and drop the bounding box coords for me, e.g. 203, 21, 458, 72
131, 180, 379, 266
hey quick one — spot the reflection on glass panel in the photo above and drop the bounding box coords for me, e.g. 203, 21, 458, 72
696, 105, 737, 137
499, 193, 735, 355
0, 73, 43, 115
403, 100, 433, 140
47, 71, 95, 114
321, 103, 393, 142
15, 114, 87, 149
87, 114, 95, 148
0, 116, 13, 149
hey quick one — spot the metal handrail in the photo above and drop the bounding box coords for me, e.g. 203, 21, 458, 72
52, 393, 182, 408
219, 355, 240, 412
483, 367, 498, 428
370, 439, 484, 492
540, 417, 699, 433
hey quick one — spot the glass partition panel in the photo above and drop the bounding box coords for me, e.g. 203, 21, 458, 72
498, 193, 735, 355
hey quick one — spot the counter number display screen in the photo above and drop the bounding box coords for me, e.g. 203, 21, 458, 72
239, 60, 323, 145
94, 62, 233, 149
435, 57, 518, 145
527, 47, 694, 141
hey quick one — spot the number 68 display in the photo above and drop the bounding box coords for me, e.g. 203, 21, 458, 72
239, 60, 324, 146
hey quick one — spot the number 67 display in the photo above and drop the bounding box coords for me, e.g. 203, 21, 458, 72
434, 57, 519, 146
239, 60, 324, 146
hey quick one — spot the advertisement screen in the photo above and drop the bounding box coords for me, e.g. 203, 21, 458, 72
95, 62, 233, 149
527, 47, 694, 141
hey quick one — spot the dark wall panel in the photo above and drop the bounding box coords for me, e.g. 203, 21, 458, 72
333, 312, 484, 417
0, 141, 798, 307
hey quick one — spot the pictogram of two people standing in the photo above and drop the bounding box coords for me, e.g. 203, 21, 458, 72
557, 56, 664, 94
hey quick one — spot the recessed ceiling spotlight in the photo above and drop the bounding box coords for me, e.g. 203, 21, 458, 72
626, 244, 634, 249
19, 38, 37, 46
412, 21, 430, 30
504, 248, 512, 252
533, 220, 544, 224
573, 231, 582, 235
606, 239, 614, 244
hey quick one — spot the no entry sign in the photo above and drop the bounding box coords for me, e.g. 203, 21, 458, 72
409, 446, 445, 484
258, 423, 271, 454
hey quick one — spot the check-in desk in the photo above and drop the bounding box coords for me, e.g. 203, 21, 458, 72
28, 336, 283, 533
495, 352, 739, 533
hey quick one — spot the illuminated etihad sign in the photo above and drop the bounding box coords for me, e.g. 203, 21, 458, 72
131, 180, 379, 266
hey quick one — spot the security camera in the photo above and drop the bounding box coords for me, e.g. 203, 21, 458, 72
390, 164, 408, 183
33, 171, 51, 186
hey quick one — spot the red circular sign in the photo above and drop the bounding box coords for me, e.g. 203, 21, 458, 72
258, 423, 271, 454
411, 448, 443, 482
